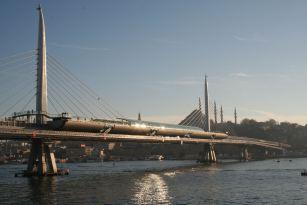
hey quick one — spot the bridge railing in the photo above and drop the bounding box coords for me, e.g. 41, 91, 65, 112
0, 120, 27, 127
230, 135, 290, 148
11, 110, 71, 119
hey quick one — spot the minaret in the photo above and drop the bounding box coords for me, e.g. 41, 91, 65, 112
204, 75, 210, 131
220, 105, 224, 123
36, 5, 47, 125
214, 101, 217, 124
234, 107, 237, 125
137, 112, 141, 121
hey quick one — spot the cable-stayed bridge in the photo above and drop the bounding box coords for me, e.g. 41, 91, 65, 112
0, 6, 289, 176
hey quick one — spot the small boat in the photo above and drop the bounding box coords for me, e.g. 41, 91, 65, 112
301, 170, 307, 176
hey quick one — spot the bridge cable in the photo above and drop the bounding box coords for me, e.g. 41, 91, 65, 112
47, 54, 124, 118
47, 63, 99, 119
48, 94, 60, 114
191, 110, 205, 129
47, 75, 88, 118
47, 72, 97, 119
180, 107, 200, 126
48, 88, 68, 114
19, 93, 36, 112
184, 110, 199, 126
47, 67, 98, 119
0, 54, 36, 70
0, 65, 36, 80
48, 87, 78, 117
48, 85, 79, 117
0, 49, 35, 63
0, 58, 35, 74
47, 59, 116, 119
0, 79, 35, 108
47, 56, 119, 118
47, 61, 116, 119
1, 87, 35, 117
183, 108, 203, 127
0, 69, 36, 96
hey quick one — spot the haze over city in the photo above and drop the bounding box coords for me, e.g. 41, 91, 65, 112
1, 0, 307, 124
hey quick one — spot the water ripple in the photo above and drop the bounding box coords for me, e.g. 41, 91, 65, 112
0, 159, 307, 204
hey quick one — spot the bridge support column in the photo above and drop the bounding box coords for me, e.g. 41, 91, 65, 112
198, 143, 217, 163
25, 139, 58, 176
241, 146, 249, 162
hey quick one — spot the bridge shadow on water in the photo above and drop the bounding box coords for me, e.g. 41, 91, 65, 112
27, 177, 57, 205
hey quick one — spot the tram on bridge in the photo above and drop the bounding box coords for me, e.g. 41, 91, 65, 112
50, 117, 228, 139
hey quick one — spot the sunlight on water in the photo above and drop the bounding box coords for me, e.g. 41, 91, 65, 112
133, 173, 171, 204
163, 171, 177, 177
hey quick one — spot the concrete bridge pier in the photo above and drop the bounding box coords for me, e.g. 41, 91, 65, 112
198, 143, 217, 163
241, 146, 249, 161
25, 139, 58, 176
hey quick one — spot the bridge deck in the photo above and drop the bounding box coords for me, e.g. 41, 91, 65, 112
0, 125, 289, 150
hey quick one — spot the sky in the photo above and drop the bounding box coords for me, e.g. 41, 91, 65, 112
1, 0, 307, 124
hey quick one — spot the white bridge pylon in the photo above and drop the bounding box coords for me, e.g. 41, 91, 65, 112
36, 5, 48, 125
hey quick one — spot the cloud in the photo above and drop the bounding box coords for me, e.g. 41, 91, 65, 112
49, 42, 109, 51
230, 73, 289, 79
233, 35, 267, 43
230, 72, 251, 78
